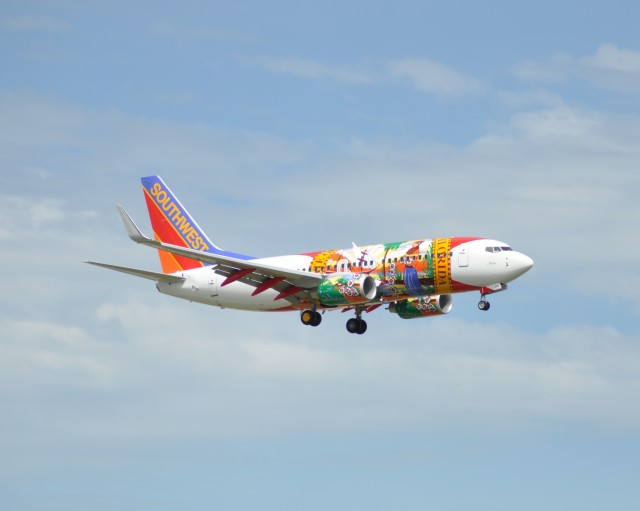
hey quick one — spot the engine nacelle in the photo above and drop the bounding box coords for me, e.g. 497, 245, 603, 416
318, 273, 377, 306
389, 294, 453, 319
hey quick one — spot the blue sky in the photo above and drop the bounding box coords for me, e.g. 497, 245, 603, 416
2, 1, 640, 510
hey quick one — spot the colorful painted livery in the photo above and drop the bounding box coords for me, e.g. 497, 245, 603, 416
88, 176, 534, 334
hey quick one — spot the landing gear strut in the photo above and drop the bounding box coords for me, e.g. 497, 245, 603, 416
301, 309, 322, 327
346, 308, 367, 334
477, 284, 507, 311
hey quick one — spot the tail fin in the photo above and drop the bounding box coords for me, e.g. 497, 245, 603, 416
141, 176, 219, 273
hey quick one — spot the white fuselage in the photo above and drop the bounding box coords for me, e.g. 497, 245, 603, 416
156, 238, 533, 312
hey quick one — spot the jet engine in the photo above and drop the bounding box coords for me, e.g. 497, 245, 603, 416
317, 273, 377, 306
389, 294, 453, 319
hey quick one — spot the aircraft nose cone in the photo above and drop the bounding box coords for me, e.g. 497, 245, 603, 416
509, 252, 534, 279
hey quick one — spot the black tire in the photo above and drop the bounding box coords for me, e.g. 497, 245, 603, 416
346, 318, 360, 333
310, 311, 322, 327
357, 319, 367, 335
478, 300, 490, 311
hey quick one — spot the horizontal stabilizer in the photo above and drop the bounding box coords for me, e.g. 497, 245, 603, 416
86, 261, 185, 283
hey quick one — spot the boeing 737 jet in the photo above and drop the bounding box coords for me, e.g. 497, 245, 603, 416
88, 176, 534, 334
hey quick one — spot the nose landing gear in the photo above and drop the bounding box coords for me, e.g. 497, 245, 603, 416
477, 284, 507, 311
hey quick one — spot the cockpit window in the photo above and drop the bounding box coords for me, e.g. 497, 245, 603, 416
486, 246, 513, 253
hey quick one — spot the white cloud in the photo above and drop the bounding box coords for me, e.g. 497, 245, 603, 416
2, 301, 639, 444
6, 319, 89, 345
256, 56, 485, 96
585, 43, 640, 73
513, 53, 571, 83
514, 43, 640, 92
0, 195, 96, 240
240, 339, 350, 379
257, 56, 376, 84
387, 57, 486, 96
497, 89, 565, 109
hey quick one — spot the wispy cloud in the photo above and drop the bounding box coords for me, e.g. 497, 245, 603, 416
0, 195, 97, 241
256, 56, 486, 96
387, 57, 486, 96
496, 89, 565, 109
585, 43, 640, 73
4, 301, 640, 442
514, 43, 640, 92
257, 56, 377, 84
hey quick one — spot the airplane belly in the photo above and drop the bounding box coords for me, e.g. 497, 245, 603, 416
157, 275, 291, 311
217, 281, 289, 311
156, 273, 220, 306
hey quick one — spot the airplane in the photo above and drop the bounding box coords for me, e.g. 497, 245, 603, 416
88, 176, 534, 334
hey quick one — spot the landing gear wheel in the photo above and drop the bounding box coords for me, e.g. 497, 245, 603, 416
346, 318, 367, 334
301, 310, 313, 325
478, 300, 491, 311
301, 310, 322, 326
310, 311, 322, 327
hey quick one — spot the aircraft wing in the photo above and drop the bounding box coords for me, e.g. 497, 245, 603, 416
117, 206, 323, 291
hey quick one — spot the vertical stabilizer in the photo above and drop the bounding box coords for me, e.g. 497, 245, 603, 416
141, 176, 218, 273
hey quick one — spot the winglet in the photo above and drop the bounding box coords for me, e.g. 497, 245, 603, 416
117, 205, 149, 243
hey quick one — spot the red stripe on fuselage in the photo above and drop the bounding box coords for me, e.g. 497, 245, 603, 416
450, 280, 481, 293
450, 237, 483, 249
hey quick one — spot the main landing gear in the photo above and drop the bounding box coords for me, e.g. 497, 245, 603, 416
300, 309, 322, 327
346, 307, 367, 335
346, 317, 367, 335
300, 308, 368, 334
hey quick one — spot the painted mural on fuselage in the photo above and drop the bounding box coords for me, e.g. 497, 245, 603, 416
303, 236, 480, 306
